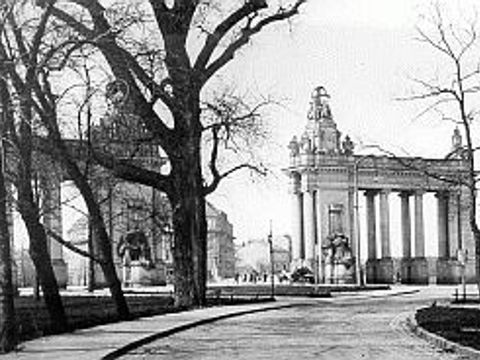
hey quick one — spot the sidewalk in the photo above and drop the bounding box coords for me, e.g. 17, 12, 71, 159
0, 286, 462, 360
1, 300, 296, 360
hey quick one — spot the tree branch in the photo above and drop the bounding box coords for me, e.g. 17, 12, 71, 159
45, 228, 104, 264
203, 162, 266, 195
201, 0, 306, 83
194, 0, 268, 71
90, 148, 173, 194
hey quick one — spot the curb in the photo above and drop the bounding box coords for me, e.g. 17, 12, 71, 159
404, 313, 480, 358
101, 302, 300, 360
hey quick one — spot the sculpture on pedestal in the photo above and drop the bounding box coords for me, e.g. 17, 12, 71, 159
117, 227, 152, 267
323, 233, 354, 284
117, 227, 161, 286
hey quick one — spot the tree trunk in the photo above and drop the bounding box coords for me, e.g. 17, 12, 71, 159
87, 220, 95, 293
17, 184, 68, 333
0, 163, 16, 352
48, 138, 130, 319
75, 180, 130, 320
0, 77, 16, 352
170, 136, 207, 308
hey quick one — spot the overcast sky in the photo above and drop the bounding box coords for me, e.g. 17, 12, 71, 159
207, 0, 480, 252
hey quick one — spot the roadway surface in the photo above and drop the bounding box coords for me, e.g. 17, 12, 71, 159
121, 287, 473, 360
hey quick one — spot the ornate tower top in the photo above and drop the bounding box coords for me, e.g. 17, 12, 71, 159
288, 86, 354, 163
308, 86, 333, 122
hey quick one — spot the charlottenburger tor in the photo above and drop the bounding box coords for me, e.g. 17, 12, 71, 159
285, 86, 473, 285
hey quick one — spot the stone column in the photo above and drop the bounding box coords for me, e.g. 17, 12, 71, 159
399, 192, 411, 259
315, 190, 324, 283
399, 192, 412, 284
448, 191, 460, 258
414, 191, 425, 257
365, 191, 377, 260
379, 190, 390, 258
303, 189, 316, 269
436, 192, 449, 258
290, 174, 303, 268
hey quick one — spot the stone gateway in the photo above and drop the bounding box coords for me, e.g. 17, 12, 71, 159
285, 86, 473, 284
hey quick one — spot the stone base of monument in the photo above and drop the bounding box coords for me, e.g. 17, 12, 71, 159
374, 258, 395, 284
324, 262, 354, 284
400, 258, 415, 284
366, 259, 377, 283
52, 259, 68, 288
127, 261, 167, 287
407, 257, 429, 284
436, 258, 461, 284
399, 258, 430, 284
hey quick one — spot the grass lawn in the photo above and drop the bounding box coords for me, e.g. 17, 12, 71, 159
416, 305, 480, 351
15, 294, 272, 342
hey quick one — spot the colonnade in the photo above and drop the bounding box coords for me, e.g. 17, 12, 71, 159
286, 86, 471, 284
364, 190, 453, 261
290, 180, 463, 284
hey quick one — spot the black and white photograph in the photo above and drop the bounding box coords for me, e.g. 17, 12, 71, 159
0, 0, 479, 359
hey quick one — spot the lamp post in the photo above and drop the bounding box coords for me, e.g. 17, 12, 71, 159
353, 155, 372, 287
268, 221, 274, 298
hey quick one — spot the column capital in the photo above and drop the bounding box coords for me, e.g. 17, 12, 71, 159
364, 190, 379, 197
398, 191, 413, 198
414, 189, 426, 196
435, 190, 449, 199
300, 171, 316, 193
288, 172, 301, 194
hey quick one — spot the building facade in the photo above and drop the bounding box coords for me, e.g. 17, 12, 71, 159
206, 203, 235, 281
285, 86, 473, 284
64, 198, 235, 286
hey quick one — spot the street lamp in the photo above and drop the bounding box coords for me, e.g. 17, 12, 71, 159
268, 221, 275, 298
353, 155, 373, 287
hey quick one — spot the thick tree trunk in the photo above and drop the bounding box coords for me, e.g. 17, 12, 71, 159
0, 78, 16, 353
0, 172, 16, 352
17, 184, 68, 333
170, 137, 207, 308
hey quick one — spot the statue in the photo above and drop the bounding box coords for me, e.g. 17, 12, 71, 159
300, 132, 312, 154
323, 233, 354, 284
288, 136, 300, 157
117, 227, 152, 267
342, 135, 354, 156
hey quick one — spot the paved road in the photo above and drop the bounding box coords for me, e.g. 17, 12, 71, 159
122, 288, 473, 360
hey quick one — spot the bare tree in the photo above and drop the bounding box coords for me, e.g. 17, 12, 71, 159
41, 0, 307, 307
0, 3, 69, 332
0, 1, 132, 319
0, 67, 16, 353
403, 3, 480, 293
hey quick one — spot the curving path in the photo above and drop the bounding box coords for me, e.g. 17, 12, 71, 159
122, 288, 474, 360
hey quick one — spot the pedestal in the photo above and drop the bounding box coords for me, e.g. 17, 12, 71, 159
400, 258, 413, 284
129, 261, 167, 286
324, 261, 354, 284
375, 258, 394, 284
52, 259, 68, 288
366, 259, 377, 283
436, 258, 461, 284
409, 257, 429, 284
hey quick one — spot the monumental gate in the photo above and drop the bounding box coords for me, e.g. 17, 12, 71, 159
285, 86, 473, 284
